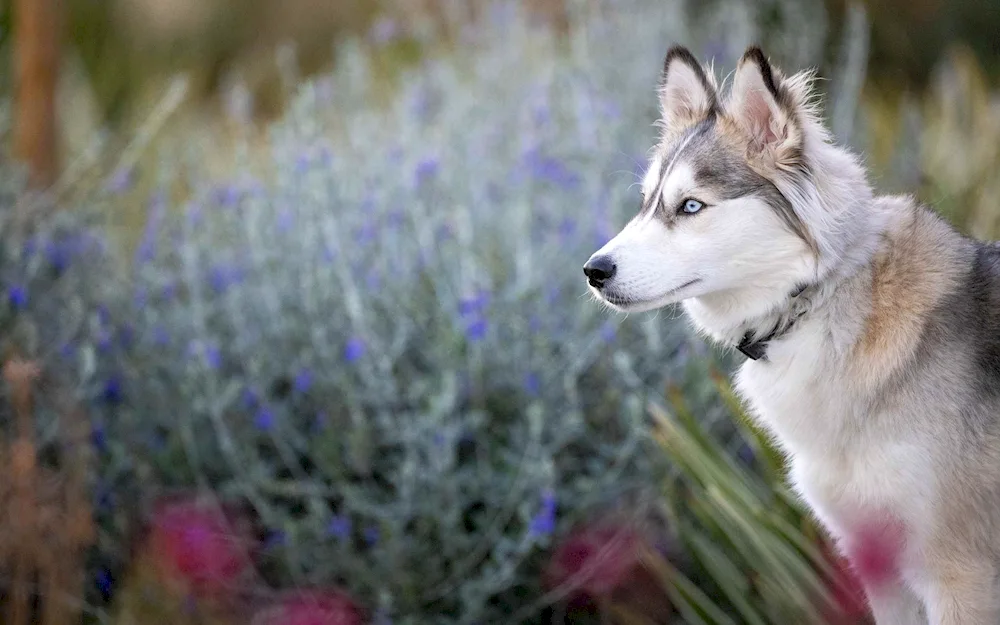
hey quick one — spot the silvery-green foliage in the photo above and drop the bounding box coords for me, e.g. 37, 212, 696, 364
1, 0, 854, 622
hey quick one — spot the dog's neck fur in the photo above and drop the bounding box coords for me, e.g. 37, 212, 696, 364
684, 128, 888, 356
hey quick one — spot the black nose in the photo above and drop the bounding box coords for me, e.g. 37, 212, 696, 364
583, 256, 616, 288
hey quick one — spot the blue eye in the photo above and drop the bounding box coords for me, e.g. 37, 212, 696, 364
681, 198, 704, 214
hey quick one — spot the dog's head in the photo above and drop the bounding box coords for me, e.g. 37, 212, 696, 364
585, 46, 827, 314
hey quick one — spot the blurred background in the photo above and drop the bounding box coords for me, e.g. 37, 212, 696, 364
0, 0, 998, 624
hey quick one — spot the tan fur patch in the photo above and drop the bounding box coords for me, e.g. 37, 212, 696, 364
853, 202, 966, 388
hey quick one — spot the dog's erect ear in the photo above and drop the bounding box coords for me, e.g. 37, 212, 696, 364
658, 46, 717, 137
728, 46, 804, 169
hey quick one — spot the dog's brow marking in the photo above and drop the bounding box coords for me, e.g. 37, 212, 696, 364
643, 125, 703, 223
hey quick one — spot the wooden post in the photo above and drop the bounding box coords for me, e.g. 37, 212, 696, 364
13, 0, 61, 189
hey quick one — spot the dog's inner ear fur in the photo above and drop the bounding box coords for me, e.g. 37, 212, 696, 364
659, 48, 716, 137
727, 48, 802, 169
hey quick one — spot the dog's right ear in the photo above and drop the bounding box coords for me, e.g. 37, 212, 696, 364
658, 46, 717, 137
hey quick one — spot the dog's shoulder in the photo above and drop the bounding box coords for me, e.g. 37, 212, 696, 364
913, 213, 1000, 404
962, 240, 1000, 382
853, 196, 969, 384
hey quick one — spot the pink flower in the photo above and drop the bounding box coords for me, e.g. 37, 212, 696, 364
252, 588, 363, 625
543, 520, 671, 622
148, 495, 258, 599
545, 522, 646, 597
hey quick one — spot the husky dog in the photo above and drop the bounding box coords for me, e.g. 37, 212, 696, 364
584, 45, 1000, 624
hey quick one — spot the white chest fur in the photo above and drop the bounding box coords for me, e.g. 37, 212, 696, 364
733, 319, 937, 546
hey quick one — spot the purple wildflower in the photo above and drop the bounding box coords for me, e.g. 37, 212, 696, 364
136, 192, 166, 264
558, 217, 577, 243
524, 373, 540, 397
327, 515, 352, 541
152, 326, 170, 346
465, 318, 488, 342
414, 157, 440, 186
161, 281, 178, 301
293, 368, 313, 394
294, 151, 312, 174
529, 315, 543, 333
435, 223, 453, 243
522, 148, 580, 189
205, 345, 222, 370
95, 568, 114, 598
97, 329, 114, 353
209, 266, 229, 294
363, 525, 380, 546
7, 285, 27, 310
321, 245, 336, 263
387, 209, 405, 229
119, 324, 136, 349
133, 287, 148, 310
263, 530, 286, 550
106, 167, 134, 194
459, 290, 491, 317
185, 201, 204, 227
97, 304, 111, 326
215, 184, 242, 209
593, 221, 613, 248
344, 337, 366, 363
254, 407, 275, 432
242, 387, 260, 409
355, 220, 378, 246
95, 482, 115, 513
545, 285, 561, 304
601, 100, 622, 120
533, 103, 551, 126
208, 264, 244, 294
277, 208, 294, 233
528, 490, 558, 537
44, 239, 71, 272
103, 375, 124, 404
92, 424, 107, 452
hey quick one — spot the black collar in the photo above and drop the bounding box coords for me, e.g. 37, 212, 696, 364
737, 327, 778, 361
737, 283, 810, 361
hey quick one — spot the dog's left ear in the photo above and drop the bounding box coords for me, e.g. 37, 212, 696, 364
728, 46, 804, 169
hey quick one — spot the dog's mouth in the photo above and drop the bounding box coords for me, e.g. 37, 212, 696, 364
600, 278, 702, 310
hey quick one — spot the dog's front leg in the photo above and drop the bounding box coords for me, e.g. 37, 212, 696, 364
923, 563, 999, 625
866, 579, 926, 625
